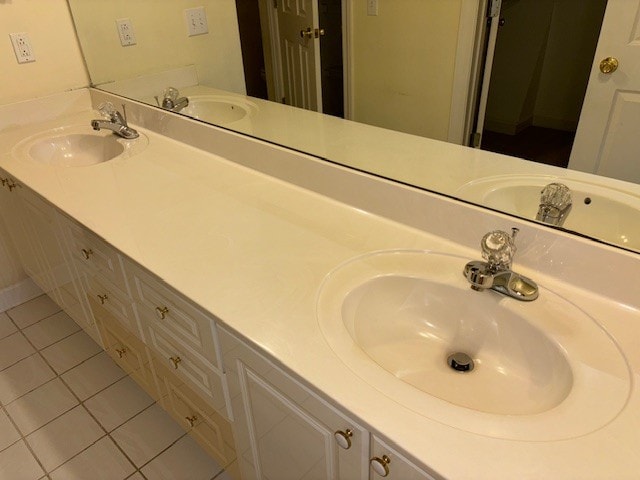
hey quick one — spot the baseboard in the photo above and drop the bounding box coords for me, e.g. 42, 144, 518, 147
0, 277, 42, 312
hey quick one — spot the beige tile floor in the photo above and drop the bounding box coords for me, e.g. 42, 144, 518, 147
0, 295, 231, 480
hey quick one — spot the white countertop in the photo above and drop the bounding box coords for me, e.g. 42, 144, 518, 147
1, 91, 639, 479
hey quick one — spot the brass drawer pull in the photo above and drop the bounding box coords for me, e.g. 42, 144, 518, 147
155, 306, 169, 320
81, 248, 93, 260
169, 356, 182, 369
97, 294, 108, 304
185, 415, 198, 427
115, 347, 127, 358
370, 455, 391, 477
334, 429, 353, 449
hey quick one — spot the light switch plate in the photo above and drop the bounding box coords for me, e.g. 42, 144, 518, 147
116, 18, 137, 46
9, 33, 35, 64
185, 7, 209, 36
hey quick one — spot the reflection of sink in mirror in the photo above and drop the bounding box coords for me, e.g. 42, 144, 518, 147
457, 175, 640, 251
181, 96, 257, 125
317, 250, 630, 440
14, 126, 148, 167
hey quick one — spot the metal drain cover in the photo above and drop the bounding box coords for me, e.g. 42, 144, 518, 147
447, 352, 474, 372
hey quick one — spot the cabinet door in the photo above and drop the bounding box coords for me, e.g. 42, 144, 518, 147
220, 327, 368, 480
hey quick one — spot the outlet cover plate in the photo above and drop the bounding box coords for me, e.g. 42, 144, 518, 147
9, 33, 35, 64
185, 7, 209, 36
116, 18, 137, 46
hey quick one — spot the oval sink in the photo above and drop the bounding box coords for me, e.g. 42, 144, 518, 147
317, 250, 630, 440
14, 125, 148, 167
181, 95, 256, 124
456, 175, 640, 250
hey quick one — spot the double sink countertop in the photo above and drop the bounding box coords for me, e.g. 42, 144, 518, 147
1, 91, 639, 479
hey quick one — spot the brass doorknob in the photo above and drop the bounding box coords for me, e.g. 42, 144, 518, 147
599, 57, 619, 74
300, 27, 313, 39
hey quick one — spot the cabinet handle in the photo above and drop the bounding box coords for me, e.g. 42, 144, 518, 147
115, 347, 127, 358
169, 356, 182, 369
0, 177, 7, 186
97, 294, 108, 304
155, 306, 169, 320
82, 248, 93, 260
370, 455, 391, 477
334, 429, 353, 449
185, 415, 198, 427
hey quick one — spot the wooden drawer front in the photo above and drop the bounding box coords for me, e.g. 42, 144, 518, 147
145, 322, 225, 407
130, 266, 219, 367
85, 273, 139, 336
67, 222, 129, 293
154, 357, 235, 466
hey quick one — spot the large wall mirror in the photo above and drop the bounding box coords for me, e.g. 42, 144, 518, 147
68, 0, 640, 253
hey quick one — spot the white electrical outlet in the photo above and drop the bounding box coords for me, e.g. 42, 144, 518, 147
367, 0, 379, 16
116, 18, 137, 46
185, 7, 209, 37
9, 33, 35, 64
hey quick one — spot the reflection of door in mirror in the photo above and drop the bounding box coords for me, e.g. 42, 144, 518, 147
477, 0, 608, 170
254, 0, 343, 116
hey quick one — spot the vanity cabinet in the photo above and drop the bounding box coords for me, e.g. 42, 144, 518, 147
1, 169, 438, 480
219, 327, 437, 480
0, 175, 96, 337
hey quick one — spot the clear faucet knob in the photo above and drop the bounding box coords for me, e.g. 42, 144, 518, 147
163, 87, 179, 101
98, 102, 117, 118
481, 230, 516, 270
540, 183, 572, 209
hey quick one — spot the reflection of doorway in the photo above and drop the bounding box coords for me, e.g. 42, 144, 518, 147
236, 0, 344, 117
478, 0, 608, 168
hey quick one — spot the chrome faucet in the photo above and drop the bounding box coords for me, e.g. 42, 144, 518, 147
91, 102, 139, 139
158, 87, 189, 112
536, 183, 572, 226
463, 228, 539, 301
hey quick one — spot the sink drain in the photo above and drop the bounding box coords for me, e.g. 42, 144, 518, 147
447, 352, 474, 372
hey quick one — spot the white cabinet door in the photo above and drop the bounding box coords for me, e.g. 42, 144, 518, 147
219, 327, 368, 480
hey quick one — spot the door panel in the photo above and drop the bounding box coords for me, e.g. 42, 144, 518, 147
277, 0, 321, 111
570, 0, 640, 182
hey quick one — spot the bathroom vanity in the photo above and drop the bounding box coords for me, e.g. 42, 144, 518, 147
0, 89, 639, 479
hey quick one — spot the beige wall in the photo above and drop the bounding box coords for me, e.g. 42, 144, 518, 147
68, 0, 246, 94
0, 0, 89, 105
350, 0, 462, 141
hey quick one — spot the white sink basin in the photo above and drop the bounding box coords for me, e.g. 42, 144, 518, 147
14, 125, 148, 167
456, 175, 640, 250
317, 250, 630, 440
181, 95, 256, 124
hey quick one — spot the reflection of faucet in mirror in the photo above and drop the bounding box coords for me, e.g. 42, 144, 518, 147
90, 102, 139, 139
463, 228, 539, 301
536, 183, 572, 227
158, 87, 189, 113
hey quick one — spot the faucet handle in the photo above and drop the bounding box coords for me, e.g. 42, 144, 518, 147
540, 183, 572, 209
98, 102, 118, 119
481, 229, 517, 270
163, 87, 179, 101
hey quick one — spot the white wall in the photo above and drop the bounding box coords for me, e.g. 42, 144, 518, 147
0, 0, 89, 308
350, 0, 462, 141
68, 0, 246, 94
